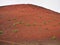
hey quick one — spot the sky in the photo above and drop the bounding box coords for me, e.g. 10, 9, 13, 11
0, 0, 60, 13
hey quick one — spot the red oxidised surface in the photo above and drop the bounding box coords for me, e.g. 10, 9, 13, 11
0, 4, 60, 43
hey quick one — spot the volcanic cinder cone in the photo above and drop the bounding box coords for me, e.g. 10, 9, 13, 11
0, 4, 60, 45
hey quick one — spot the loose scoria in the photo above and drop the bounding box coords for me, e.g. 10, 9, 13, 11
0, 4, 60, 45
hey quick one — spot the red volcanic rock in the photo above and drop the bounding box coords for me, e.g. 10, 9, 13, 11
0, 4, 60, 45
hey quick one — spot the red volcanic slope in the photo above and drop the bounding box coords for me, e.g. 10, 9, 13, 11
0, 4, 60, 44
